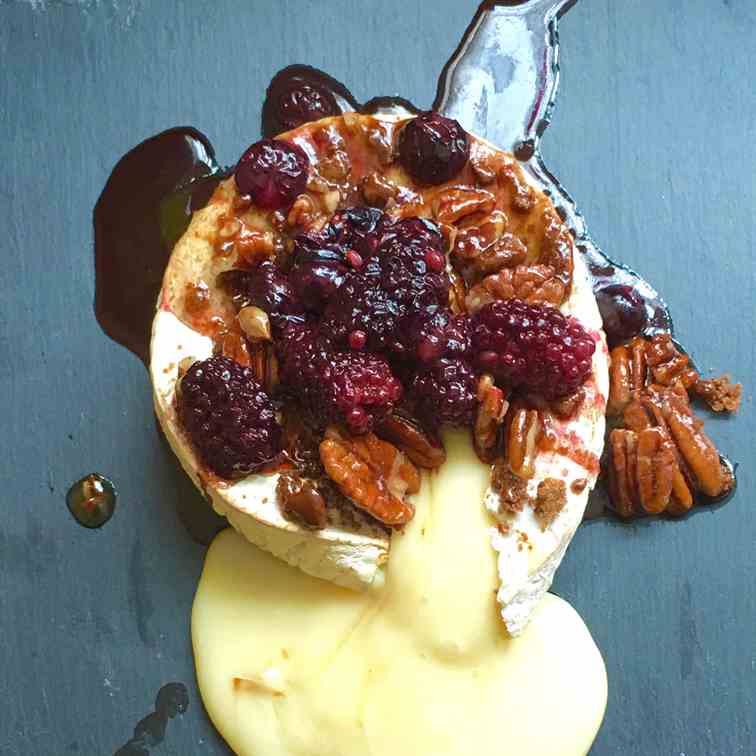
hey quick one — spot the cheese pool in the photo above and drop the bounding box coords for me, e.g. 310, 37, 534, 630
192, 431, 607, 755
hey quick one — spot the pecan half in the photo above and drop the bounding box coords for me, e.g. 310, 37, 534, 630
693, 374, 742, 413
607, 337, 647, 417
533, 478, 567, 530
448, 267, 468, 315
277, 472, 327, 529
319, 428, 420, 527
474, 375, 508, 463
466, 263, 565, 312
498, 162, 536, 213
434, 186, 496, 225
608, 429, 639, 518
506, 407, 542, 479
454, 230, 527, 283
635, 427, 676, 514
376, 413, 446, 469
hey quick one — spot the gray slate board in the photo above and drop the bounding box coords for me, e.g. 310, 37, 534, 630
0, 1, 754, 754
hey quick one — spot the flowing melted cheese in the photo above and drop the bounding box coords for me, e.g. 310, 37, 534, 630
193, 431, 607, 756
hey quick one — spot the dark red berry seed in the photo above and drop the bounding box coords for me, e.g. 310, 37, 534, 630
235, 139, 309, 210
349, 330, 367, 350
346, 250, 363, 269
398, 111, 469, 186
425, 249, 445, 272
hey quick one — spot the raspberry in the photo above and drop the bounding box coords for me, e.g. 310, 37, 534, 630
277, 324, 402, 434
178, 356, 282, 478
397, 111, 469, 186
409, 357, 478, 428
217, 261, 304, 330
234, 139, 309, 210
472, 299, 595, 399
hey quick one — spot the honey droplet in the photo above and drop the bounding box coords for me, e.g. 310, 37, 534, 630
66, 473, 116, 528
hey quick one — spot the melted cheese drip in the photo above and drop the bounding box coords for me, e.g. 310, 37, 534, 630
193, 431, 607, 755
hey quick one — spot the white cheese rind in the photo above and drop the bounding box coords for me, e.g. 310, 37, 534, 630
487, 250, 609, 635
150, 308, 389, 590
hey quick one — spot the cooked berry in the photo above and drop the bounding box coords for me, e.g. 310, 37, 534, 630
409, 357, 478, 428
472, 300, 595, 399
234, 139, 309, 210
289, 238, 349, 312
595, 283, 649, 347
265, 82, 339, 135
320, 216, 450, 351
394, 308, 471, 365
277, 324, 402, 434
398, 111, 469, 185
217, 261, 304, 330
178, 356, 282, 478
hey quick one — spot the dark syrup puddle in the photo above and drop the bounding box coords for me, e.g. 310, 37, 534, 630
92, 0, 736, 540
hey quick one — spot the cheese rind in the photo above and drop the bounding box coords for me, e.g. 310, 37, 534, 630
192, 431, 607, 756
150, 308, 389, 590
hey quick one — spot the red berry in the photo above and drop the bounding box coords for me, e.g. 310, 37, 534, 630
472, 299, 595, 399
235, 139, 309, 210
398, 111, 469, 186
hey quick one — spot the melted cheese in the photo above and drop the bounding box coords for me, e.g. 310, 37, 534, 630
193, 431, 607, 756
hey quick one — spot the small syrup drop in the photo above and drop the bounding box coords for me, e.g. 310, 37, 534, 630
66, 473, 116, 529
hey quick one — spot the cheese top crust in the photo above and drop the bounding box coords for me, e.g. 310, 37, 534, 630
150, 112, 608, 628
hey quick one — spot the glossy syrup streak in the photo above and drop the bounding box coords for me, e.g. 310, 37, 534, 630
113, 682, 188, 756
92, 50, 735, 534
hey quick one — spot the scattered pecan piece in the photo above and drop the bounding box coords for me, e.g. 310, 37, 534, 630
506, 407, 542, 479
376, 412, 446, 469
549, 389, 585, 420
474, 375, 508, 463
454, 231, 527, 283
466, 263, 565, 312
434, 186, 496, 225
286, 194, 318, 229
361, 171, 399, 207
277, 472, 327, 529
491, 464, 531, 514
645, 334, 698, 390
319, 428, 419, 527
693, 374, 742, 413
238, 306, 272, 342
469, 142, 501, 185
498, 162, 536, 212
533, 478, 567, 530
215, 330, 252, 367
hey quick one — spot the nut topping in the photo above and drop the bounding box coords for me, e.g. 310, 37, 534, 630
473, 375, 508, 463
434, 186, 496, 225
506, 407, 542, 479
238, 306, 272, 341
466, 263, 565, 312
376, 413, 446, 469
533, 478, 567, 530
361, 171, 399, 207
693, 374, 742, 413
319, 427, 419, 527
277, 472, 327, 529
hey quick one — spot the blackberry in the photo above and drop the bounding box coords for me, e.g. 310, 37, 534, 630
234, 139, 309, 210
409, 357, 478, 428
178, 356, 282, 478
217, 261, 304, 331
394, 309, 471, 364
320, 216, 450, 351
397, 111, 469, 186
472, 299, 595, 399
277, 324, 402, 434
595, 283, 649, 347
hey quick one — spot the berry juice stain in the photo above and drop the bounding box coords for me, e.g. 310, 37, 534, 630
66, 473, 116, 528
94, 127, 222, 364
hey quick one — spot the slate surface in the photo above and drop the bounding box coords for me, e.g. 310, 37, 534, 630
0, 1, 754, 754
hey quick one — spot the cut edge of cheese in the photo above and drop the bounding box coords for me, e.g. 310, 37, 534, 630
150, 308, 390, 591
486, 248, 609, 635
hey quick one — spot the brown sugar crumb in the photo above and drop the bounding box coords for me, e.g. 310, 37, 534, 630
571, 478, 588, 495
491, 463, 532, 514
694, 374, 742, 413
532, 478, 567, 530
496, 522, 510, 536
